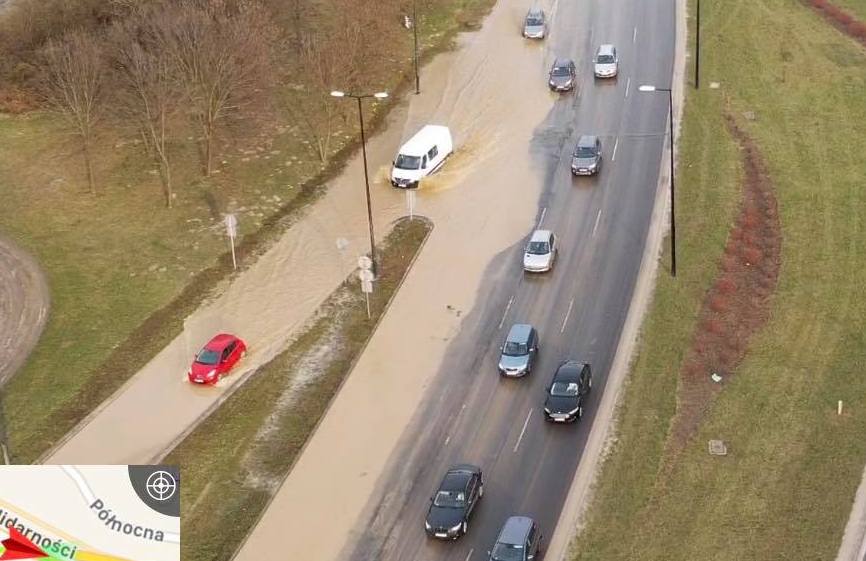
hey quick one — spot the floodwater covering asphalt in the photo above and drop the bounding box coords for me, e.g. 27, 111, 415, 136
232, 0, 675, 560
43, 0, 548, 465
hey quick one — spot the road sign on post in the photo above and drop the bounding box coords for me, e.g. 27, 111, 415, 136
225, 214, 238, 269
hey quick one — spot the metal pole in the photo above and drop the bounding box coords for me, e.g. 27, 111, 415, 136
357, 96, 378, 276
413, 0, 420, 94
365, 291, 371, 319
667, 88, 677, 277
695, 0, 701, 89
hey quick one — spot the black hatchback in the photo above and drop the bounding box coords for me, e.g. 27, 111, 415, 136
543, 361, 592, 423
425, 464, 484, 539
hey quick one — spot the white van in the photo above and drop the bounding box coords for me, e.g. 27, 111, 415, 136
390, 125, 453, 188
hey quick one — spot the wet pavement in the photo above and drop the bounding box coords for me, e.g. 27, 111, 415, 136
232, 0, 677, 560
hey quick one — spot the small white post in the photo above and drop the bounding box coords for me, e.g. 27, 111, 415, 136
364, 292, 371, 319
838, 400, 843, 415
229, 237, 237, 270
225, 213, 238, 270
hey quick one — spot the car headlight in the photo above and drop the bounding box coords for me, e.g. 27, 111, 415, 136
568, 406, 580, 416
206, 369, 217, 378
425, 521, 432, 531
449, 522, 463, 533
544, 407, 552, 414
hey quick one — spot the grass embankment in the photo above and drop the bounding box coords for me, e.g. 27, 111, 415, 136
166, 217, 431, 561
572, 0, 866, 559
0, 0, 495, 463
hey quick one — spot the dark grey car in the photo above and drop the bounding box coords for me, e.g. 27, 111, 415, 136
543, 361, 592, 423
498, 324, 539, 377
425, 464, 483, 539
548, 58, 576, 92
488, 516, 543, 561
571, 135, 602, 176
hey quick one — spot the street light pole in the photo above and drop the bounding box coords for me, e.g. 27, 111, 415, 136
413, 0, 420, 94
666, 87, 677, 277
695, 0, 701, 89
330, 90, 389, 276
356, 96, 378, 276
638, 85, 677, 277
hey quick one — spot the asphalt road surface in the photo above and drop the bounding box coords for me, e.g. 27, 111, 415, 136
345, 0, 675, 559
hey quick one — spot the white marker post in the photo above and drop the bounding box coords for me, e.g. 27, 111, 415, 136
225, 213, 238, 270
406, 190, 416, 220
358, 255, 374, 319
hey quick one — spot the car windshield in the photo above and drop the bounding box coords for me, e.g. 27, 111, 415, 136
491, 543, 525, 561
503, 341, 528, 356
526, 16, 543, 25
526, 241, 549, 255
433, 490, 465, 508
551, 381, 580, 397
574, 146, 597, 158
196, 349, 220, 365
394, 154, 421, 170
597, 54, 615, 64
552, 66, 571, 76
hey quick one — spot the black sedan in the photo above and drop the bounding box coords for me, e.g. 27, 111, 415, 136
425, 464, 483, 539
543, 361, 592, 423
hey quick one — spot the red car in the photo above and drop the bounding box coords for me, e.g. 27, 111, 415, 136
188, 333, 247, 384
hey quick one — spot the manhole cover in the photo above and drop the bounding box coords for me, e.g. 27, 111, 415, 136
708, 440, 728, 456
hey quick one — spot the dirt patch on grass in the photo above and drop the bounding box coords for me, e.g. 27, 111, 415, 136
805, 0, 866, 46
662, 110, 782, 470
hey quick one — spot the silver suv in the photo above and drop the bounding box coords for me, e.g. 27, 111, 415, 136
488, 516, 543, 561
523, 8, 546, 39
571, 135, 602, 176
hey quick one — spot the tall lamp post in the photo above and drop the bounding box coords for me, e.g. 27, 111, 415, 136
695, 0, 701, 89
330, 90, 389, 276
638, 84, 677, 277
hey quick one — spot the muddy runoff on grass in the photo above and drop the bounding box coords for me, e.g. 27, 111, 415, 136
165, 217, 432, 561
661, 110, 782, 472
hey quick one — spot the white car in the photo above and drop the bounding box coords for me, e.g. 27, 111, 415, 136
593, 44, 618, 78
523, 230, 557, 273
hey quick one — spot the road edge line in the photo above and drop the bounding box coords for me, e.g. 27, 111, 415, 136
543, 0, 688, 557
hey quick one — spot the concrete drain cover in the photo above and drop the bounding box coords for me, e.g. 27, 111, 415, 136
710, 81, 721, 89
708, 440, 728, 456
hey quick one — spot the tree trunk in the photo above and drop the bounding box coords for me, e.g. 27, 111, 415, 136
82, 134, 96, 195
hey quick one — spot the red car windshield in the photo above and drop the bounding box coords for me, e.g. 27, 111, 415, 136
196, 349, 221, 365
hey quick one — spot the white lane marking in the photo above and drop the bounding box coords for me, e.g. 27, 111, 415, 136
633, 26, 638, 43
538, 207, 547, 227
513, 409, 532, 453
465, 549, 475, 561
593, 209, 602, 238
499, 295, 515, 329
560, 298, 575, 333
444, 403, 468, 446
625, 77, 631, 98
612, 136, 619, 161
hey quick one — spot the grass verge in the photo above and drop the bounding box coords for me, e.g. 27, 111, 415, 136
165, 217, 431, 561
0, 0, 495, 463
571, 0, 866, 559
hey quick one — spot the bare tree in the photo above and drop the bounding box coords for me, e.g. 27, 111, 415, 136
110, 8, 184, 208
40, 30, 104, 194
162, 0, 276, 176
294, 33, 346, 162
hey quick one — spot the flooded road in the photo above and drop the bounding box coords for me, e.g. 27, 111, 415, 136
232, 0, 677, 560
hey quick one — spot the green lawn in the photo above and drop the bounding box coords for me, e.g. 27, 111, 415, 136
571, 0, 866, 559
0, 0, 495, 463
167, 218, 431, 561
